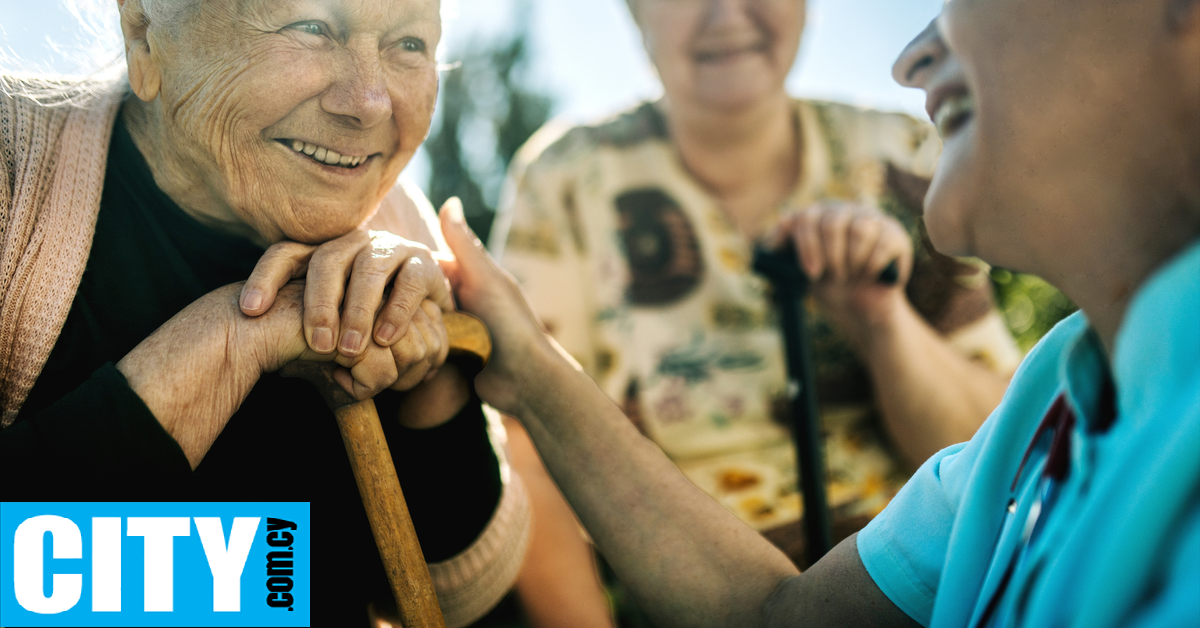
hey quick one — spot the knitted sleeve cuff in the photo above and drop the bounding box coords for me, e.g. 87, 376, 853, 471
428, 472, 532, 628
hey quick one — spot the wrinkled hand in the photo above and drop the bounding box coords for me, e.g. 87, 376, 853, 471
234, 282, 424, 398
436, 198, 566, 417
239, 228, 454, 395
766, 201, 914, 345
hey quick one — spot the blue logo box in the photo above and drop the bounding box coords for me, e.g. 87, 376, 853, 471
1, 502, 309, 627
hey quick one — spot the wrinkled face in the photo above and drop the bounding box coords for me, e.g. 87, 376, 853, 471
145, 0, 441, 244
631, 0, 805, 113
893, 0, 1200, 271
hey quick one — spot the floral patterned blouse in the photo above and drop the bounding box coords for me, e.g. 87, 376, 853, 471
491, 99, 1022, 532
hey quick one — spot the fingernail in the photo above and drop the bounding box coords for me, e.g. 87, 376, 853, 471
340, 330, 363, 355
377, 324, 396, 344
241, 290, 263, 312
444, 197, 465, 224
313, 327, 334, 353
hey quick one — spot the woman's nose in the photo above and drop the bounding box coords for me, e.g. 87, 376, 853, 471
705, 0, 756, 31
322, 48, 393, 129
893, 19, 946, 89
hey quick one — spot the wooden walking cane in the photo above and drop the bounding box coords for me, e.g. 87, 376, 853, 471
288, 312, 492, 628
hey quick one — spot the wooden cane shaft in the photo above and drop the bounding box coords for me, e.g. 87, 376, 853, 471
335, 400, 446, 628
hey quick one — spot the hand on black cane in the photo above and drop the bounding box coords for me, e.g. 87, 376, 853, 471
765, 201, 914, 350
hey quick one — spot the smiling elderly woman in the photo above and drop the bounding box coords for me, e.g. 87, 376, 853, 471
0, 0, 528, 624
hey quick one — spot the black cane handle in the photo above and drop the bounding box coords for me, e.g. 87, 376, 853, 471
752, 244, 899, 287
878, 260, 900, 285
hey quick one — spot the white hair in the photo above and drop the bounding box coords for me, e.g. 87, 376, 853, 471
132, 0, 201, 32
1, 0, 197, 106
5, 0, 448, 106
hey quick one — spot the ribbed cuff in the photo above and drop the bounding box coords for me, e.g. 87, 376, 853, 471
428, 473, 532, 628
380, 391, 504, 562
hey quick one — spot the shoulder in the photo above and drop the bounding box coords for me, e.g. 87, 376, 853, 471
1009, 311, 1088, 389
799, 99, 935, 149
510, 101, 666, 181
965, 311, 1086, 462
1, 73, 125, 121
799, 98, 941, 179
973, 311, 1087, 450
369, 178, 445, 252
1, 73, 124, 220
1, 76, 72, 167
1, 73, 126, 167
960, 307, 1088, 480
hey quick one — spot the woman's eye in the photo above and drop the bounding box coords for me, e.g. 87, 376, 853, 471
292, 23, 325, 37
399, 38, 426, 53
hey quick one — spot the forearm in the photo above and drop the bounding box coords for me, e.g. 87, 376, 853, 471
505, 416, 615, 628
510, 345, 798, 628
118, 284, 312, 469
861, 297, 1010, 464
0, 364, 192, 500
393, 359, 472, 429
118, 290, 254, 468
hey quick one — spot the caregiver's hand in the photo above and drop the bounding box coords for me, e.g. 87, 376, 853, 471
765, 201, 914, 349
239, 228, 454, 390
436, 198, 568, 417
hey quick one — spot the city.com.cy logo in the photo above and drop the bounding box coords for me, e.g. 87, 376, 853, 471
1, 502, 309, 627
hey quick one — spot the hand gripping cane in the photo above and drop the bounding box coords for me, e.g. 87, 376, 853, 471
752, 245, 897, 564
288, 311, 492, 628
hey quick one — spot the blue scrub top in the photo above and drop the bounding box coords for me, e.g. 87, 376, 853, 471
858, 239, 1200, 627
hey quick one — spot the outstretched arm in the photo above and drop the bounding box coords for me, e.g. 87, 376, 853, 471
438, 199, 916, 628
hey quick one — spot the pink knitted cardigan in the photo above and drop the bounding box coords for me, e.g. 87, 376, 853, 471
0, 76, 529, 627
0, 78, 121, 427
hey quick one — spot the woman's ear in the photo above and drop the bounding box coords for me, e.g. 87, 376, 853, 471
1168, 0, 1200, 33
117, 0, 162, 102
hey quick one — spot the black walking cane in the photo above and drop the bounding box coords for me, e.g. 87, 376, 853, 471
753, 244, 898, 564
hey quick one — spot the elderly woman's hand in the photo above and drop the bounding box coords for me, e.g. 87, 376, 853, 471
766, 201, 915, 349
238, 228, 455, 393
116, 282, 323, 468
118, 279, 456, 468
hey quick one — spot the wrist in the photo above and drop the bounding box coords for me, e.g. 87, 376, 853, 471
510, 336, 584, 420
118, 285, 260, 468
394, 360, 473, 429
855, 290, 915, 353
233, 282, 314, 374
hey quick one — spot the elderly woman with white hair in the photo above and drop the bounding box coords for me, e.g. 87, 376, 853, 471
0, 0, 528, 624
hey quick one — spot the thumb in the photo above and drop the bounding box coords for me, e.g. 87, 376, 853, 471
439, 197, 489, 288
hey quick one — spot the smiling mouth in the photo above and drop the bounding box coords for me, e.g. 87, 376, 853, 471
694, 43, 768, 63
933, 92, 975, 139
278, 139, 370, 169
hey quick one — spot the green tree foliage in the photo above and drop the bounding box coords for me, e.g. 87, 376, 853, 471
991, 268, 1078, 352
425, 10, 554, 243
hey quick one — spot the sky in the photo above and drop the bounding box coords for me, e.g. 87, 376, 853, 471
0, 0, 943, 190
